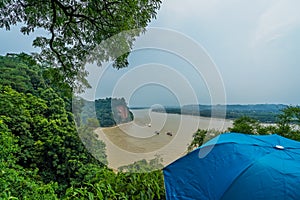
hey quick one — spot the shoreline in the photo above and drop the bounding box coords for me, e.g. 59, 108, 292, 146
100, 121, 134, 130
149, 104, 281, 124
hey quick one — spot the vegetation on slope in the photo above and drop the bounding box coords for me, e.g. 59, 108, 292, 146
0, 54, 165, 199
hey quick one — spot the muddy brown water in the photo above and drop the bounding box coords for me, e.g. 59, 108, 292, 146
94, 109, 233, 170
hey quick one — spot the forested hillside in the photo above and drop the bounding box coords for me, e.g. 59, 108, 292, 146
78, 98, 134, 128
0, 54, 165, 199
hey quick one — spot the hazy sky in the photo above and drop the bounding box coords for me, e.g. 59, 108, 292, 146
1, 0, 300, 106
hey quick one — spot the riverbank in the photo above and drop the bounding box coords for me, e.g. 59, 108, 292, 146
100, 121, 134, 130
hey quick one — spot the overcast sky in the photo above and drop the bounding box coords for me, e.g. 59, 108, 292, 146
1, 0, 300, 106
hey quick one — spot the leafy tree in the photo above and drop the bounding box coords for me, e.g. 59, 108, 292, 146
86, 117, 100, 127
0, 86, 104, 194
277, 106, 300, 140
187, 129, 222, 152
228, 116, 262, 134
228, 116, 277, 135
0, 119, 19, 167
224, 107, 300, 140
0, 0, 161, 89
227, 107, 300, 139
0, 54, 46, 94
187, 129, 207, 152
0, 54, 73, 111
0, 119, 59, 199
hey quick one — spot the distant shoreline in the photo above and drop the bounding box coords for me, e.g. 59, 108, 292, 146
136, 104, 286, 123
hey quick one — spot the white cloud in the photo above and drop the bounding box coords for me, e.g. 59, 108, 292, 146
253, 0, 300, 46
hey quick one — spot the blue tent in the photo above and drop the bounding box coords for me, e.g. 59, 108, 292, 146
163, 133, 300, 200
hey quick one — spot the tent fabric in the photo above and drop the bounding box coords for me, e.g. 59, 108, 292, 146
163, 133, 300, 200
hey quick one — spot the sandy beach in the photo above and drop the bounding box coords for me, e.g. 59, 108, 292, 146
94, 109, 233, 170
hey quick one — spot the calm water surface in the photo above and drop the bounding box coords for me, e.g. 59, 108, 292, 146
95, 109, 233, 170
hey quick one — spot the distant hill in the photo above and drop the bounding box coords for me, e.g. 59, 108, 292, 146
151, 104, 288, 123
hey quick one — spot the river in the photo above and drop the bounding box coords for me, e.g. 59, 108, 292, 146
94, 109, 233, 170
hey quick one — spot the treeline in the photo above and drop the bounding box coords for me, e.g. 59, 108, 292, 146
152, 104, 288, 123
188, 107, 300, 151
0, 54, 165, 199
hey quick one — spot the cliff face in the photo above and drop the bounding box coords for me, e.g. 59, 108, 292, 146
113, 105, 130, 122
95, 97, 133, 127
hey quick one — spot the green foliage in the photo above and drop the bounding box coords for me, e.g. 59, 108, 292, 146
0, 119, 19, 165
188, 129, 222, 152
0, 167, 59, 199
0, 0, 161, 89
78, 125, 107, 165
65, 167, 165, 200
277, 106, 300, 140
0, 54, 165, 199
0, 119, 59, 199
0, 86, 98, 190
187, 129, 207, 152
228, 116, 275, 135
0, 54, 46, 94
228, 107, 300, 140
86, 118, 100, 128
118, 156, 164, 173
0, 54, 73, 110
229, 116, 262, 134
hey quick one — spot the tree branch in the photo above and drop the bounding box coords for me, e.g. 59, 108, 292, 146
49, 0, 67, 71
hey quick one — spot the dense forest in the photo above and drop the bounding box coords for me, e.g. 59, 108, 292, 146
152, 104, 288, 123
0, 54, 165, 199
